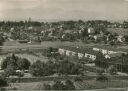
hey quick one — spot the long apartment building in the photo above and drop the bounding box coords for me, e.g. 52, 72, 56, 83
58, 46, 97, 61
58, 45, 127, 60
92, 46, 127, 59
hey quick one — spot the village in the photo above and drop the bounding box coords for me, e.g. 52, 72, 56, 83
0, 20, 128, 90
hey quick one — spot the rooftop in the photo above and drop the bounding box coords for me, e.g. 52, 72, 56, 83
59, 45, 99, 55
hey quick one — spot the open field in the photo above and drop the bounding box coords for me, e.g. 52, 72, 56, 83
5, 81, 54, 90
15, 53, 48, 63
1, 41, 128, 53
0, 53, 49, 65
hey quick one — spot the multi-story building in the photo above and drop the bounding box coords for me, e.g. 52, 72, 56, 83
58, 46, 97, 61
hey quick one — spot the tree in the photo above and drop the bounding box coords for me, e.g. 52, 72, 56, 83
43, 83, 51, 90
0, 34, 5, 46
95, 52, 109, 69
58, 59, 81, 75
29, 60, 54, 77
65, 80, 75, 90
96, 74, 108, 82
17, 58, 31, 70
1, 54, 31, 70
0, 76, 8, 87
3, 65, 16, 77
29, 60, 45, 77
107, 65, 117, 75
1, 54, 19, 70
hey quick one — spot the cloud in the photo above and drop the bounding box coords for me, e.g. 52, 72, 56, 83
0, 0, 128, 21
0, 0, 42, 11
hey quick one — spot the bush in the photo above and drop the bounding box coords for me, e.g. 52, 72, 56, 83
1, 54, 31, 70
0, 88, 7, 91
52, 80, 66, 90
0, 77, 8, 87
96, 75, 108, 82
43, 83, 51, 90
65, 80, 75, 90
17, 58, 31, 70
29, 60, 55, 77
3, 66, 16, 77
52, 80, 75, 90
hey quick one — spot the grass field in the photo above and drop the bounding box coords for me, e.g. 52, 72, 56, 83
15, 53, 49, 63
6, 81, 54, 90
4, 80, 128, 90
2, 41, 128, 53
74, 80, 128, 90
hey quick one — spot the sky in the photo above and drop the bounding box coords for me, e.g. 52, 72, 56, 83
0, 0, 128, 21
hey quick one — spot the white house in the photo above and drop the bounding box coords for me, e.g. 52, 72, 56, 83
78, 53, 84, 59
93, 48, 100, 51
101, 49, 108, 55
117, 35, 125, 43
84, 53, 96, 61
66, 50, 71, 56
108, 50, 117, 54
88, 27, 95, 34
58, 48, 65, 55
90, 55, 96, 61
105, 53, 122, 59
93, 47, 118, 55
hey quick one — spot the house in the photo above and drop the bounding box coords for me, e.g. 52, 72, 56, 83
93, 48, 100, 51
78, 53, 84, 59
66, 50, 72, 56
88, 27, 95, 34
105, 53, 122, 59
58, 48, 65, 55
117, 35, 125, 43
84, 53, 96, 60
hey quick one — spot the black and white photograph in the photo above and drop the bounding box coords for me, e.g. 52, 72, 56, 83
0, 0, 128, 91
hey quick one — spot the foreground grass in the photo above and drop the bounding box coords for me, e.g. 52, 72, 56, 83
74, 80, 128, 90
3, 80, 128, 90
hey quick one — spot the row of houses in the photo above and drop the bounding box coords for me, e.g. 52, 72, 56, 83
92, 47, 127, 59
93, 47, 127, 55
58, 46, 97, 61
58, 45, 127, 61
93, 47, 117, 55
